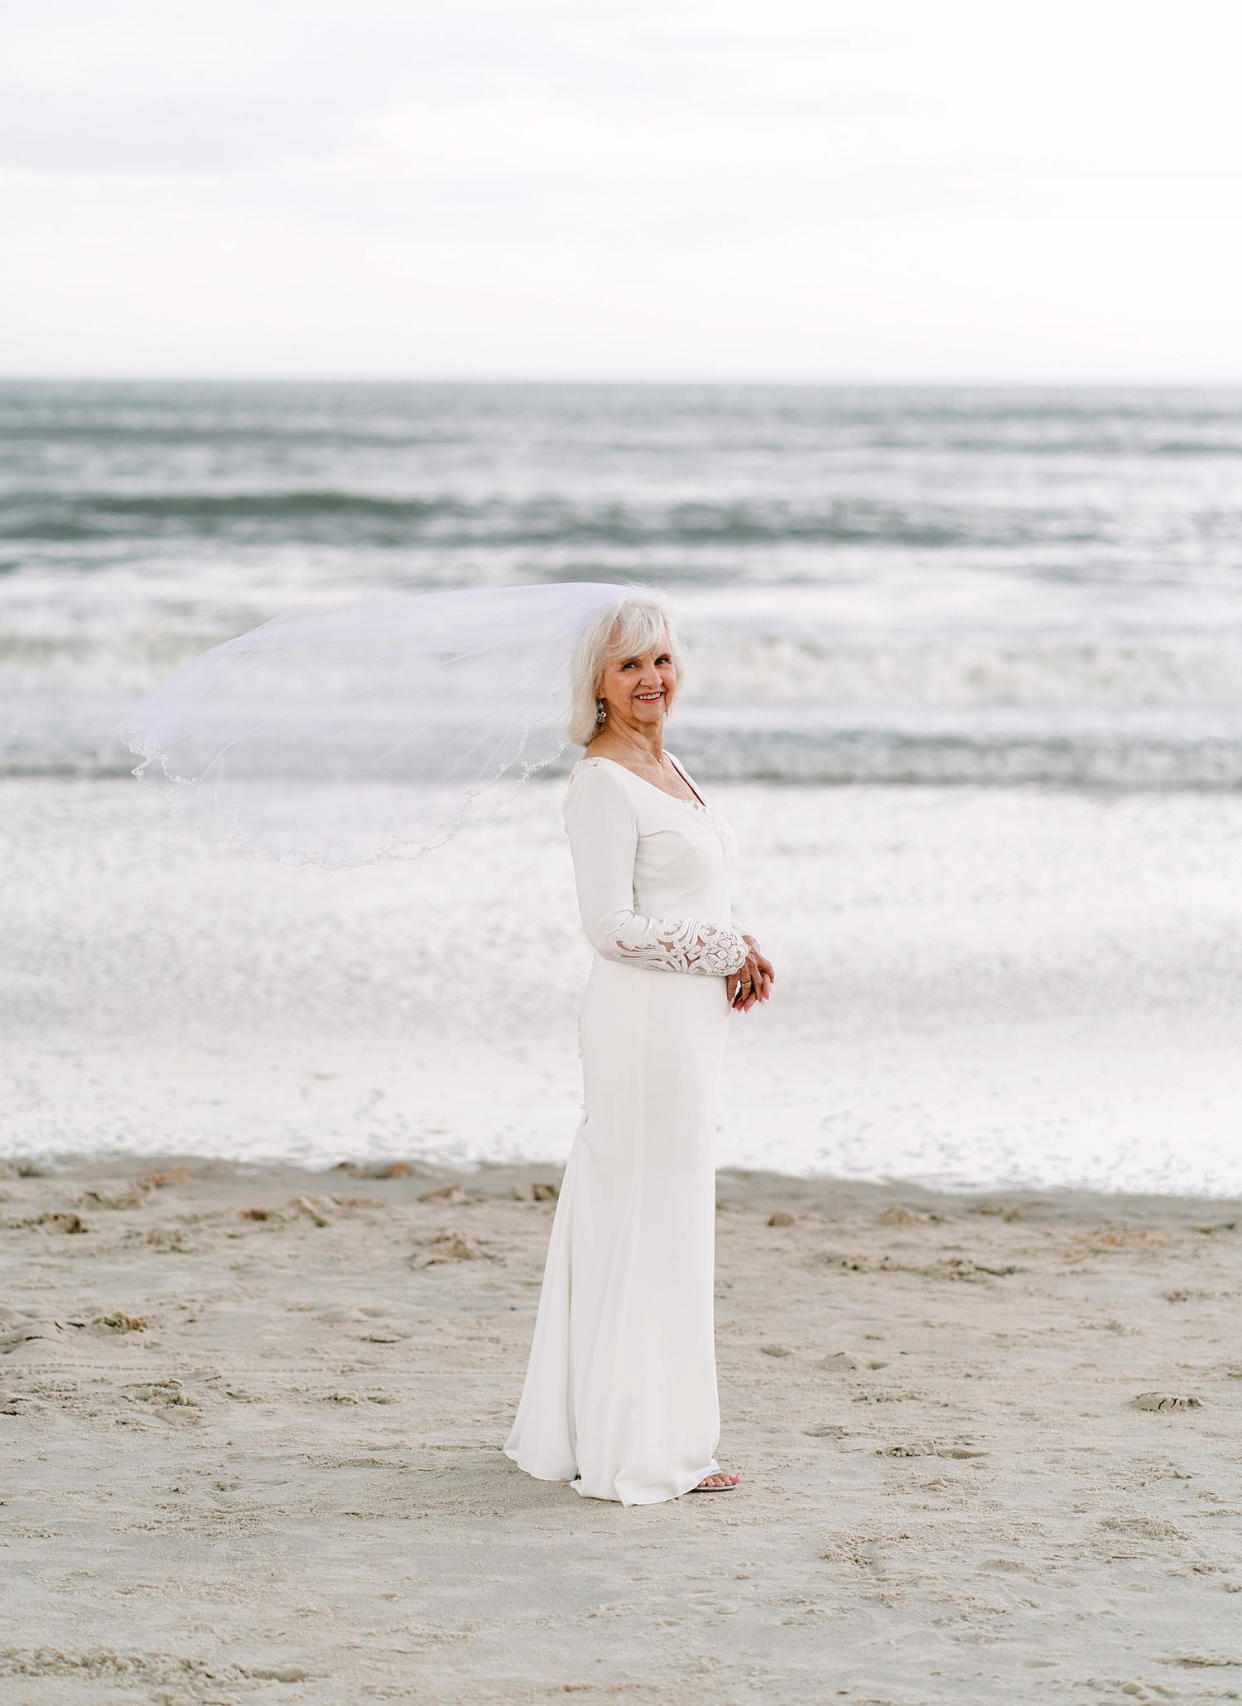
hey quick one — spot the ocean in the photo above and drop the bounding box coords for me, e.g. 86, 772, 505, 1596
3, 381, 1241, 1192
6, 379, 1242, 786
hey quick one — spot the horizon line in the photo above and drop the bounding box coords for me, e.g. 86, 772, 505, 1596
3, 372, 1242, 389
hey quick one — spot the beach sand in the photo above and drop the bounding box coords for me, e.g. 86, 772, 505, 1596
4, 1154, 1241, 1704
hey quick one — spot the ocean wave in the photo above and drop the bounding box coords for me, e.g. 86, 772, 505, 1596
7, 720, 1242, 791
682, 634, 1242, 708
5, 643, 1242, 792
0, 490, 1138, 551
3, 383, 1242, 459
0, 492, 450, 545
9, 623, 1242, 710
684, 727, 1242, 791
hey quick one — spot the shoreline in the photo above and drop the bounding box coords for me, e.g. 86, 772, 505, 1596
8, 776, 1242, 1198
8, 1149, 1242, 1216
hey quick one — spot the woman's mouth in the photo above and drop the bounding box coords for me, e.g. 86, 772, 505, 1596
634, 692, 663, 703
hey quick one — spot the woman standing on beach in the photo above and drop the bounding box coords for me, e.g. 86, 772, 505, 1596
503, 594, 774, 1506
121, 577, 770, 1503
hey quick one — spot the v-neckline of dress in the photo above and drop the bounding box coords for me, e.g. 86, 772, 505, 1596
587, 754, 709, 815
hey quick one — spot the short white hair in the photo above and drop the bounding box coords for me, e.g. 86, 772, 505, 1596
566, 591, 684, 747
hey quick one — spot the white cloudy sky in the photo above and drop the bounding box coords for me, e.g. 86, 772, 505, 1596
3, 0, 1241, 380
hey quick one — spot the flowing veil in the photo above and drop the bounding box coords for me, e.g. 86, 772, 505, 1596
120, 580, 633, 868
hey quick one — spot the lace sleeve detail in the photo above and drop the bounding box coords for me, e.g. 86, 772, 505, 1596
563, 760, 748, 977
610, 913, 749, 975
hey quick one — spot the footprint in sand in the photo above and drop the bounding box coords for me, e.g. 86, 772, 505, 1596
122, 1379, 201, 1424
89, 1312, 147, 1334
9, 1212, 87, 1234
409, 1231, 500, 1266
1131, 1392, 1203, 1411
418, 1184, 469, 1205
0, 1317, 68, 1354
877, 1441, 989, 1458
78, 1184, 150, 1210
144, 1226, 194, 1252
0, 1312, 139, 1351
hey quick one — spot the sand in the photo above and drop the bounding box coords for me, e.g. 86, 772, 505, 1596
4, 1154, 1241, 1705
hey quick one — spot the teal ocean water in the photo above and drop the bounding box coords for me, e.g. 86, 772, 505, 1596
5, 380, 1242, 786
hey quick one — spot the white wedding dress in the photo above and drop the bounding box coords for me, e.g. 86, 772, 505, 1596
503, 753, 749, 1506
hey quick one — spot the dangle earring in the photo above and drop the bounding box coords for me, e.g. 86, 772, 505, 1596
595, 698, 607, 728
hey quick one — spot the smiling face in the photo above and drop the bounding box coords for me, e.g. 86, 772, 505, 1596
597, 627, 678, 732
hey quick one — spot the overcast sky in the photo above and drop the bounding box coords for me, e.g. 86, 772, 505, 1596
3, 0, 1241, 380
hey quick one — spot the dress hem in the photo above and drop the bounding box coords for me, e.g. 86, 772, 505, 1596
503, 1445, 720, 1507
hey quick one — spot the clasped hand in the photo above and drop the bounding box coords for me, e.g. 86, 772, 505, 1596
727, 935, 774, 1013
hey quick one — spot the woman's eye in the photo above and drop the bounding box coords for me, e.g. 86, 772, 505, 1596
656, 655, 670, 665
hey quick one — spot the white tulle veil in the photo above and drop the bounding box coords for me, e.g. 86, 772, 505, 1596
120, 580, 636, 867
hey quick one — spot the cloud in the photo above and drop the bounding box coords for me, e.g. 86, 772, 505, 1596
0, 2, 908, 173
2, 0, 1241, 376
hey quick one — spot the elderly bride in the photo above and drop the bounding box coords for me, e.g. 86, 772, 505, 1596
122, 576, 771, 1508
503, 592, 774, 1506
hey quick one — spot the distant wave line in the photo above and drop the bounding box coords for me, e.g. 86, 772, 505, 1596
9, 727, 1242, 791
0, 491, 1147, 550
8, 629, 1242, 707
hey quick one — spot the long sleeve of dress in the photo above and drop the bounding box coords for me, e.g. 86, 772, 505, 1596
563, 761, 748, 977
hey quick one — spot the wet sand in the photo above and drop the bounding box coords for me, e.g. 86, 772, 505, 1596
7, 776, 1242, 1196
4, 1154, 1241, 1704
